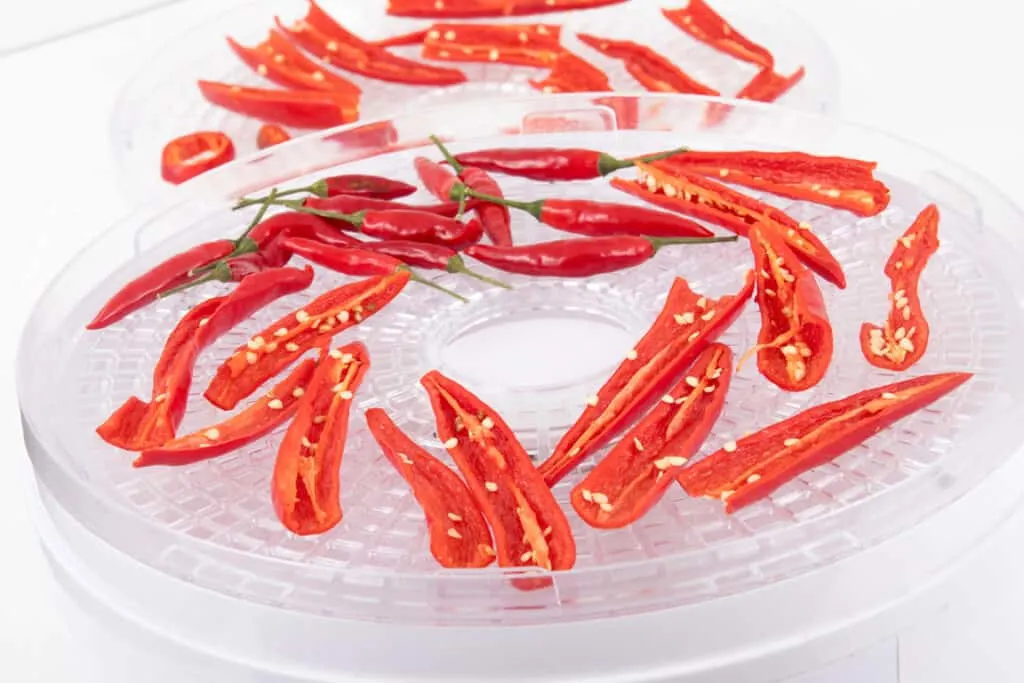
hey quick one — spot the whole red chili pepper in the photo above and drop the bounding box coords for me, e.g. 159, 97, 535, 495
540, 271, 755, 485
373, 28, 430, 48
577, 33, 719, 96
430, 136, 513, 246
273, 342, 370, 535
530, 51, 611, 93
450, 145, 689, 182
198, 80, 358, 129
226, 31, 362, 98
572, 343, 732, 529
421, 370, 576, 585
861, 204, 940, 371
387, 0, 626, 18
414, 156, 461, 202
235, 175, 422, 210
421, 23, 563, 67
678, 372, 973, 512
289, 201, 484, 250
248, 211, 357, 251
662, 0, 775, 68
161, 131, 236, 185
365, 408, 495, 569
339, 237, 511, 288
303, 194, 467, 217
257, 124, 291, 149
465, 234, 735, 278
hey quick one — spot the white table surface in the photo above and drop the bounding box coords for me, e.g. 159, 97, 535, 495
1, 1, 1021, 680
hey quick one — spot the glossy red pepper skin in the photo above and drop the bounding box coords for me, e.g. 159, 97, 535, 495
282, 236, 403, 277
387, 0, 626, 17
205, 270, 410, 410
577, 33, 719, 95
679, 372, 973, 512
365, 408, 495, 569
749, 224, 832, 392
97, 266, 315, 451
613, 161, 847, 288
460, 167, 513, 246
305, 194, 466, 217
248, 211, 357, 251
540, 272, 755, 485
421, 23, 563, 67
451, 146, 683, 181
572, 343, 732, 529
303, 202, 485, 250
530, 51, 612, 93
226, 31, 361, 97
273, 342, 370, 535
161, 132, 236, 185
325, 174, 417, 200
257, 124, 291, 149
134, 359, 317, 467
662, 0, 774, 68
415, 156, 461, 201
198, 80, 358, 129
421, 370, 576, 584
861, 204, 940, 371
704, 67, 806, 126
531, 197, 715, 239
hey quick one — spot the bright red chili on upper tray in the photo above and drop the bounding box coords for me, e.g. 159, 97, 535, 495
861, 204, 940, 371
257, 124, 291, 149
366, 408, 495, 569
450, 145, 688, 182
197, 81, 358, 129
678, 372, 973, 512
530, 51, 612, 93
704, 67, 806, 126
577, 33, 719, 96
421, 23, 563, 68
387, 0, 627, 17
662, 0, 775, 68
540, 271, 755, 486
227, 30, 362, 97
161, 131, 236, 185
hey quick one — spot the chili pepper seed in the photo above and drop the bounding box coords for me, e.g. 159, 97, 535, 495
204, 428, 221, 441
585, 395, 599, 407
484, 481, 498, 492
723, 441, 737, 453
581, 489, 594, 502
783, 437, 800, 447
285, 342, 299, 352
747, 474, 761, 483
481, 416, 495, 429
591, 492, 609, 505
447, 512, 462, 522
268, 399, 285, 410
447, 528, 462, 539
881, 392, 898, 399
292, 387, 304, 398
245, 351, 259, 365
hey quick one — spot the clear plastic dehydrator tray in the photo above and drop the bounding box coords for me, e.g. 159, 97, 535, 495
21, 94, 1024, 628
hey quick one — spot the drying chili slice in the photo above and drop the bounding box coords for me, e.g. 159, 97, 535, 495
97, 266, 314, 451
421, 23, 563, 67
572, 343, 732, 528
422, 370, 576, 584
257, 124, 291, 149
450, 145, 688, 182
576, 33, 718, 96
197, 80, 358, 129
204, 270, 410, 410
374, 28, 430, 48
365, 408, 495, 568
160, 131, 236, 185
704, 67, 806, 126
860, 204, 940, 371
387, 0, 626, 17
613, 161, 847, 288
662, 0, 774, 68
678, 371, 973, 512
540, 271, 755, 485
530, 51, 612, 93
746, 223, 832, 392
226, 31, 361, 97
272, 342, 370, 535
653, 150, 891, 217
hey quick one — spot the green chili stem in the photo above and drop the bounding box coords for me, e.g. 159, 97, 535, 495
429, 135, 465, 174
447, 254, 512, 290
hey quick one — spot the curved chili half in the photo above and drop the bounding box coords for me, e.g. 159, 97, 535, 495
577, 33, 718, 96
422, 23, 563, 67
662, 0, 774, 68
198, 80, 358, 129
257, 124, 291, 149
387, 0, 627, 17
530, 51, 611, 93
227, 31, 361, 97
161, 131, 235, 185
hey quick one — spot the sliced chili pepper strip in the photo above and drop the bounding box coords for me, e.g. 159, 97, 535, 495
540, 271, 755, 485
272, 342, 370, 535
746, 224, 832, 392
387, 0, 626, 17
365, 408, 495, 568
530, 51, 612, 93
613, 161, 847, 288
161, 131, 235, 185
577, 33, 718, 95
204, 270, 410, 410
678, 372, 973, 512
662, 0, 774, 68
422, 370, 576, 582
704, 67, 805, 126
450, 145, 688, 182
257, 124, 291, 149
373, 28, 430, 48
860, 204, 940, 371
198, 80, 358, 129
134, 359, 317, 468
226, 31, 361, 97
572, 343, 732, 528
422, 23, 563, 67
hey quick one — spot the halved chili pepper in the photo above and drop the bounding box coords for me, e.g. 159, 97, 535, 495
861, 204, 940, 371
387, 0, 626, 18
613, 161, 847, 288
226, 31, 361, 97
197, 80, 358, 129
421, 23, 563, 67
273, 342, 370, 535
204, 270, 410, 410
365, 408, 495, 568
704, 67, 806, 126
745, 223, 832, 392
161, 131, 236, 185
465, 234, 736, 278
257, 123, 291, 149
653, 150, 891, 217
577, 33, 719, 96
662, 0, 774, 68
422, 370, 576, 582
530, 51, 612, 93
97, 266, 315, 451
572, 343, 732, 528
429, 136, 513, 246
540, 271, 755, 485
234, 175, 421, 210
678, 371, 973, 512
277, 1, 467, 86
373, 28, 430, 48
450, 145, 688, 182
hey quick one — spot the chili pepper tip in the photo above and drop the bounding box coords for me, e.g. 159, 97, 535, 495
158, 260, 233, 298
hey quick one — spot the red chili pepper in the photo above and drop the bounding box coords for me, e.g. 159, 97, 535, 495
745, 224, 832, 392
257, 124, 291, 149
414, 156, 461, 202
373, 28, 431, 48
421, 23, 563, 67
540, 272, 755, 485
572, 343, 732, 528
429, 136, 514, 246
365, 408, 495, 568
387, 0, 626, 18
704, 67, 806, 126
861, 204, 940, 371
197, 80, 358, 129
160, 131, 236, 185
577, 33, 719, 96
326, 174, 418, 200
204, 270, 410, 410
272, 342, 370, 535
97, 266, 315, 451
662, 0, 774, 68
293, 201, 485, 250
530, 51, 612, 93
652, 150, 892, 217
450, 145, 688, 182
612, 161, 847, 288
277, 1, 467, 86
338, 238, 511, 288
226, 31, 361, 97
421, 370, 576, 582
304, 194, 467, 217
678, 372, 973, 512
248, 211, 356, 251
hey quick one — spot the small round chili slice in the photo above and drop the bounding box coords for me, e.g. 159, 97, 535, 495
257, 124, 291, 150
161, 131, 236, 185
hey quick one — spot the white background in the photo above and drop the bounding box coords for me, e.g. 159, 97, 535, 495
0, 0, 1021, 680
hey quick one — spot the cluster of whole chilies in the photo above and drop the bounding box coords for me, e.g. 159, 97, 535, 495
161, 0, 804, 184
100, 135, 969, 585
